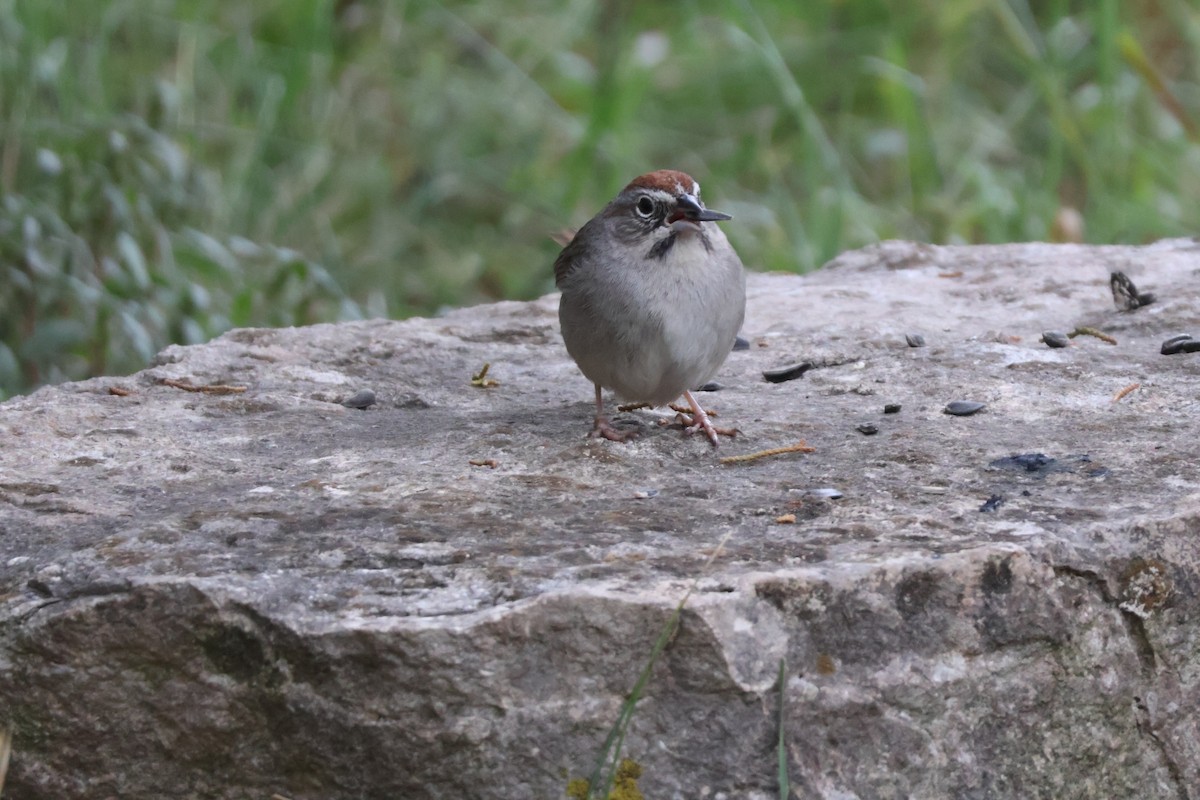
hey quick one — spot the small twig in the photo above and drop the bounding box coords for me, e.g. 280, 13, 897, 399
938, 270, 963, 278
470, 363, 499, 388
668, 402, 718, 418
469, 458, 498, 468
617, 402, 651, 412
774, 513, 796, 524
720, 442, 815, 465
160, 378, 247, 394
108, 386, 132, 397
1112, 382, 1141, 403
1067, 326, 1117, 345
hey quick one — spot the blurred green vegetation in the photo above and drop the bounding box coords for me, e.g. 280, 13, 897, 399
1, 0, 1198, 399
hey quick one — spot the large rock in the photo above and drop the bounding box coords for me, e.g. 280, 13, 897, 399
2, 240, 1199, 799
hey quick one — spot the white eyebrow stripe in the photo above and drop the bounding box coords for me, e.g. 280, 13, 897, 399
641, 188, 676, 202
671, 179, 700, 196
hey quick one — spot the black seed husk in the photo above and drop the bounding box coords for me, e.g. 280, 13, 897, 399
342, 389, 377, 409
762, 362, 814, 383
1162, 334, 1199, 355
1041, 331, 1070, 348
944, 400, 986, 416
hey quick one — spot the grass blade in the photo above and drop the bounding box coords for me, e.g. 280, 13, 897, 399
583, 529, 736, 799
777, 658, 789, 799
0, 724, 12, 795
585, 598, 683, 800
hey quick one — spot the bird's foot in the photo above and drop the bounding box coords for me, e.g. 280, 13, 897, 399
674, 412, 739, 446
590, 416, 639, 443
677, 389, 738, 448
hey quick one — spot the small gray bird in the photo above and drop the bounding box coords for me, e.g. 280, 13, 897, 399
555, 170, 746, 447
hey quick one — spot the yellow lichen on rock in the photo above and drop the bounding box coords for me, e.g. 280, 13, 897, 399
565, 759, 644, 800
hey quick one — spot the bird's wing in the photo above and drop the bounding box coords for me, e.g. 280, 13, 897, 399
553, 220, 594, 287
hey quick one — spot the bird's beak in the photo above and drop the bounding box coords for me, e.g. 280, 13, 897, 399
674, 193, 732, 223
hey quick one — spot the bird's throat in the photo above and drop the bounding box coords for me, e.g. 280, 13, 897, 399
647, 228, 712, 261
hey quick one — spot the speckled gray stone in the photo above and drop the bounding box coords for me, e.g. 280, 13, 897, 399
2, 239, 1199, 800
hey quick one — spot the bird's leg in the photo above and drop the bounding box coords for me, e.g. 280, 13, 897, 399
590, 384, 638, 443
676, 389, 739, 447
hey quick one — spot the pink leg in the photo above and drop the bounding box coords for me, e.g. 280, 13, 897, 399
590, 384, 638, 443
677, 389, 739, 448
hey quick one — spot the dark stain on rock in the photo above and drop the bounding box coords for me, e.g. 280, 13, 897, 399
755, 580, 829, 620
979, 494, 1005, 512
0, 481, 59, 495
446, 325, 554, 344
989, 453, 1110, 480
63, 456, 104, 467
982, 558, 1013, 594
988, 453, 1058, 474
895, 572, 939, 618
201, 624, 269, 683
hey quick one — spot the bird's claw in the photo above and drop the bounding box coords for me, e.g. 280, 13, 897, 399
675, 412, 739, 445
677, 389, 738, 448
590, 417, 639, 443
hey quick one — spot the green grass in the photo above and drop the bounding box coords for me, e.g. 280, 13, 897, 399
777, 658, 789, 798
0, 724, 9, 796
2, 0, 1199, 397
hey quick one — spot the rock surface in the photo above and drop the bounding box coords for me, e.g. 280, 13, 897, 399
2, 239, 1199, 799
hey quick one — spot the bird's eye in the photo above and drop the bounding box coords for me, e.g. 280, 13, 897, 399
635, 196, 655, 218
